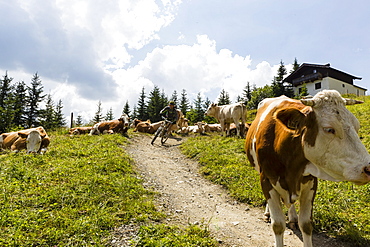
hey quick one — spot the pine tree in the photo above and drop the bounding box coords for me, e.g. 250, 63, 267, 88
179, 89, 190, 115
25, 72, 45, 128
291, 57, 300, 73
39, 94, 55, 130
122, 101, 130, 117
160, 89, 168, 109
76, 115, 83, 126
92, 101, 103, 123
54, 99, 66, 127
147, 86, 163, 122
170, 90, 178, 106
131, 105, 138, 120
217, 89, 231, 105
137, 87, 148, 120
272, 60, 287, 97
0, 72, 15, 132
187, 93, 204, 123
242, 82, 252, 104
105, 107, 114, 121
13, 81, 28, 128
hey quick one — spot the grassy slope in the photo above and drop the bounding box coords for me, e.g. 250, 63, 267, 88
0, 132, 217, 246
181, 95, 370, 246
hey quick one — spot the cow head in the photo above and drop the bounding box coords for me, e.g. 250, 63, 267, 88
278, 90, 370, 185
19, 130, 42, 154
119, 113, 130, 128
205, 103, 217, 116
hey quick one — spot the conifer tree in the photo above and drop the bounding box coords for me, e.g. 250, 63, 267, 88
105, 107, 114, 121
92, 101, 103, 123
0, 72, 15, 132
131, 105, 138, 120
217, 89, 231, 105
54, 99, 66, 127
76, 115, 83, 126
147, 86, 163, 122
272, 60, 287, 97
187, 93, 204, 123
122, 100, 130, 117
25, 72, 45, 128
13, 81, 28, 128
170, 90, 178, 106
291, 57, 300, 73
179, 89, 190, 115
136, 87, 148, 120
39, 94, 55, 130
242, 82, 252, 104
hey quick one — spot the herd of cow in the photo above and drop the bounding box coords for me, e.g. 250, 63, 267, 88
1, 89, 370, 247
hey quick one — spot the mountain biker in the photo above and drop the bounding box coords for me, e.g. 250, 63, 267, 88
159, 101, 179, 125
150, 101, 179, 145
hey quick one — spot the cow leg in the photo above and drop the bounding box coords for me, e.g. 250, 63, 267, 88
298, 179, 317, 247
267, 189, 285, 247
235, 122, 240, 137
225, 123, 230, 136
288, 204, 298, 229
220, 122, 226, 136
264, 203, 270, 221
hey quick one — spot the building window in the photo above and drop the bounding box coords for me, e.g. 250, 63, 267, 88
313, 69, 317, 73
342, 84, 345, 87
315, 82, 321, 90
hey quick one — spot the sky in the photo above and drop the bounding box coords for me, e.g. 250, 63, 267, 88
1, 0, 370, 124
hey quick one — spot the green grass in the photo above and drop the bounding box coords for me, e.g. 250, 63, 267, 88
0, 131, 217, 246
135, 224, 218, 247
180, 135, 264, 206
180, 95, 370, 246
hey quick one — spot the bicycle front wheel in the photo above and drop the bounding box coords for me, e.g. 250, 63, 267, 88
151, 126, 162, 145
161, 128, 171, 145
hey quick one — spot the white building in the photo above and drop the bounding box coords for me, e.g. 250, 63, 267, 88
284, 63, 367, 96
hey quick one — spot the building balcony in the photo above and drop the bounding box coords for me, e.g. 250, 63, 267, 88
292, 72, 323, 85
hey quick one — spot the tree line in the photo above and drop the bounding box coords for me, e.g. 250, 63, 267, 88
1, 58, 304, 131
114, 58, 304, 125
0, 72, 66, 132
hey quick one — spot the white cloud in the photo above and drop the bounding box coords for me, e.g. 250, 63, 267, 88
111, 35, 278, 108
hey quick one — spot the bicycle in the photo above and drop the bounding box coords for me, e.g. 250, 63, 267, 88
151, 118, 174, 145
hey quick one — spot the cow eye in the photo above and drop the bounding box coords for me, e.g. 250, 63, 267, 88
323, 127, 335, 134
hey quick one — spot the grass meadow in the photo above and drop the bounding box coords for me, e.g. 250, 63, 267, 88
0, 132, 217, 246
180, 95, 370, 246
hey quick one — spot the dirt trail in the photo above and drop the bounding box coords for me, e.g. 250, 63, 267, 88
121, 134, 352, 247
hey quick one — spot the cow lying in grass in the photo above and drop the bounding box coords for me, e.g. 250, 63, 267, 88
0, 126, 50, 154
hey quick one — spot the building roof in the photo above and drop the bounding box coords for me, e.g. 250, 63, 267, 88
284, 63, 362, 86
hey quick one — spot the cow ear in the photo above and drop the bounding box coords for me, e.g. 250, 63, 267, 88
18, 132, 28, 139
276, 108, 306, 131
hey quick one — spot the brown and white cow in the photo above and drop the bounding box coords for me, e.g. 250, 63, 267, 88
245, 90, 370, 247
89, 114, 130, 135
1, 126, 50, 154
69, 126, 93, 135
205, 102, 247, 137
133, 120, 152, 133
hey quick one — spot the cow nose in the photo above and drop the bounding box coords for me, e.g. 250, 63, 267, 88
364, 166, 370, 177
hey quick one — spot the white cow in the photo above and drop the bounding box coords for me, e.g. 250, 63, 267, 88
205, 102, 247, 137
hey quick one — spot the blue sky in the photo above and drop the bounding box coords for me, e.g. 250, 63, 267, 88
1, 0, 369, 122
